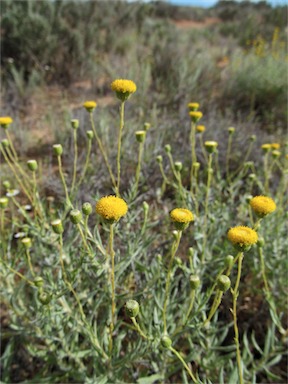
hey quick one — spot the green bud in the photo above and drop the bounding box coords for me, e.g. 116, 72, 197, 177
27, 160, 38, 172
82, 202, 92, 216
205, 141, 218, 154
175, 257, 182, 266
190, 275, 200, 290
156, 155, 163, 164
245, 194, 253, 203
224, 255, 234, 268
250, 134, 256, 142
135, 130, 146, 143
257, 237, 265, 248
174, 161, 182, 172
21, 237, 32, 249
188, 247, 194, 257
70, 209, 82, 225
1, 139, 9, 148
217, 275, 231, 292
125, 299, 140, 318
156, 254, 162, 263
144, 122, 151, 131
248, 173, 256, 180
71, 119, 79, 129
0, 197, 9, 209
161, 335, 172, 348
34, 277, 44, 288
38, 291, 51, 305
86, 130, 94, 140
164, 144, 171, 153
228, 127, 235, 134
3, 180, 11, 190
51, 219, 64, 234
172, 230, 178, 240
53, 144, 63, 156
143, 201, 149, 213
193, 162, 200, 171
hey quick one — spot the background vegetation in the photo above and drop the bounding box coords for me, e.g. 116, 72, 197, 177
0, 0, 287, 383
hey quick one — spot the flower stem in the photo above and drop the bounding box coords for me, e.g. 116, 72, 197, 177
201, 153, 213, 262
25, 248, 35, 277
133, 140, 144, 198
57, 155, 72, 209
109, 223, 116, 356
169, 346, 197, 383
71, 128, 78, 193
131, 316, 150, 340
190, 121, 197, 189
116, 101, 125, 196
163, 230, 182, 334
76, 138, 92, 189
183, 289, 196, 326
204, 290, 223, 326
6, 130, 19, 162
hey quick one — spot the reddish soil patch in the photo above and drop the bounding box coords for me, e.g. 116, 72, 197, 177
174, 17, 220, 29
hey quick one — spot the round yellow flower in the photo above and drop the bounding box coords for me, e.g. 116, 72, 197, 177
196, 125, 206, 133
170, 208, 194, 230
96, 195, 128, 222
227, 226, 258, 250
187, 102, 199, 111
250, 196, 276, 217
111, 79, 136, 101
189, 111, 203, 123
83, 101, 97, 112
205, 141, 218, 153
0, 116, 13, 128
271, 143, 280, 149
261, 144, 271, 151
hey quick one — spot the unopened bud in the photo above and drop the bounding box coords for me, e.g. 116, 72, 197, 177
161, 335, 172, 348
71, 119, 79, 129
143, 201, 149, 213
21, 237, 32, 249
86, 130, 94, 140
174, 161, 182, 172
70, 209, 82, 225
27, 160, 38, 172
228, 127, 235, 134
156, 155, 163, 164
34, 277, 44, 288
38, 291, 51, 305
1, 139, 9, 148
257, 237, 265, 248
144, 122, 151, 131
248, 173, 256, 180
164, 144, 171, 153
82, 202, 92, 216
135, 130, 146, 143
217, 275, 231, 292
224, 255, 234, 268
250, 135, 256, 142
53, 144, 63, 156
3, 181, 11, 190
272, 150, 281, 158
190, 275, 200, 290
193, 162, 200, 171
125, 300, 140, 318
51, 219, 64, 234
0, 197, 9, 209
205, 141, 218, 154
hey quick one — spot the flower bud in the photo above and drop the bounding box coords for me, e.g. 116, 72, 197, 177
82, 202, 92, 216
51, 219, 64, 234
0, 197, 9, 209
143, 201, 149, 213
189, 111, 203, 123
1, 139, 9, 148
86, 130, 94, 140
71, 119, 79, 130
70, 209, 82, 225
248, 173, 256, 180
144, 122, 151, 131
205, 141, 218, 154
21, 237, 32, 249
172, 230, 178, 240
125, 299, 140, 318
174, 161, 182, 172
190, 275, 200, 290
53, 144, 63, 156
3, 180, 11, 190
156, 155, 163, 164
164, 144, 171, 153
245, 194, 253, 203
217, 275, 231, 292
175, 257, 182, 266
193, 162, 200, 171
272, 150, 281, 158
188, 247, 194, 257
161, 335, 172, 348
38, 290, 51, 305
250, 134, 256, 142
224, 255, 234, 269
135, 130, 146, 143
27, 160, 38, 172
257, 236, 265, 248
228, 127, 235, 134
156, 254, 162, 263
34, 277, 44, 288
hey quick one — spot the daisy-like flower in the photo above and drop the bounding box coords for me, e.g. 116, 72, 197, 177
271, 143, 280, 149
189, 111, 203, 123
187, 102, 199, 111
83, 101, 97, 112
204, 141, 218, 153
227, 226, 258, 251
250, 196, 276, 217
170, 208, 194, 231
0, 116, 13, 129
96, 195, 128, 223
196, 125, 206, 133
111, 79, 137, 101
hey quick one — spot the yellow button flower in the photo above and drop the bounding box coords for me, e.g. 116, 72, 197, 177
83, 101, 97, 112
271, 143, 280, 149
0, 116, 13, 129
205, 141, 218, 153
250, 196, 276, 217
261, 144, 271, 152
189, 111, 203, 123
111, 79, 137, 101
170, 208, 194, 230
96, 195, 128, 223
196, 125, 206, 133
187, 102, 199, 111
227, 226, 258, 251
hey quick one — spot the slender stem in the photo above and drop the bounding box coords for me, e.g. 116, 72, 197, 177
226, 134, 233, 182
77, 223, 94, 259
6, 146, 32, 189
25, 249, 35, 277
116, 101, 125, 196
71, 129, 78, 193
231, 252, 244, 384
183, 289, 195, 326
131, 317, 150, 340
201, 154, 213, 262
204, 290, 223, 326
169, 346, 197, 383
163, 231, 182, 334
76, 138, 92, 189
6, 130, 18, 161
109, 223, 116, 355
190, 121, 197, 189
89, 113, 116, 191
232, 140, 254, 179
0, 259, 34, 286
1, 210, 4, 234
199, 134, 208, 164
57, 155, 72, 208
134, 141, 144, 198
263, 152, 270, 193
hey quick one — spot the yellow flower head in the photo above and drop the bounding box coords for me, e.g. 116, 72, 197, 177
250, 196, 276, 217
83, 101, 97, 112
96, 195, 128, 223
205, 140, 218, 153
170, 208, 194, 231
196, 125, 206, 133
227, 226, 258, 251
187, 102, 199, 111
271, 143, 280, 149
189, 111, 203, 123
0, 116, 13, 129
261, 144, 271, 151
111, 79, 137, 101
